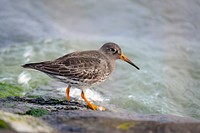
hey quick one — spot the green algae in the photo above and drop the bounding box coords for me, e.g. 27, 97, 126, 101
25, 108, 48, 117
0, 119, 11, 129
0, 82, 23, 98
117, 122, 136, 130
0, 110, 54, 132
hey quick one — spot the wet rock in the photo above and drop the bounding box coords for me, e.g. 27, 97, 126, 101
41, 109, 200, 133
0, 110, 55, 133
1, 96, 200, 133
25, 108, 49, 117
43, 110, 200, 133
0, 96, 87, 115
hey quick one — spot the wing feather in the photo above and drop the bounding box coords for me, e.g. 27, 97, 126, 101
37, 57, 107, 82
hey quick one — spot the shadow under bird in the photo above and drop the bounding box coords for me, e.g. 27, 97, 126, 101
22, 42, 140, 110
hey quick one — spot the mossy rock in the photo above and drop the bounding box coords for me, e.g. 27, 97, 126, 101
0, 119, 11, 129
117, 122, 136, 130
0, 110, 54, 132
25, 108, 49, 117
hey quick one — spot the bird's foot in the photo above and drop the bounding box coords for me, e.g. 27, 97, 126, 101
88, 103, 106, 111
81, 91, 106, 111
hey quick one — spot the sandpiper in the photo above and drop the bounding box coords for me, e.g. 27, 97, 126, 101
22, 42, 139, 110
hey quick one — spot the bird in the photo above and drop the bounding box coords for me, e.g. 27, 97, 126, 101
22, 42, 139, 110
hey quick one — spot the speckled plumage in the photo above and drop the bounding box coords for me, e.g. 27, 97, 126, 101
22, 42, 139, 110
23, 50, 115, 88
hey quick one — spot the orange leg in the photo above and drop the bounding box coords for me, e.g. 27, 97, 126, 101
66, 85, 71, 101
81, 91, 106, 111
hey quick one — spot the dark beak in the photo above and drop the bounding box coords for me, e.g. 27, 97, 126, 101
120, 54, 140, 70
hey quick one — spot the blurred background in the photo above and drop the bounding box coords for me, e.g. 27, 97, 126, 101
0, 0, 200, 118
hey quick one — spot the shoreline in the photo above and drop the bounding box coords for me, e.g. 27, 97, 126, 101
0, 96, 200, 133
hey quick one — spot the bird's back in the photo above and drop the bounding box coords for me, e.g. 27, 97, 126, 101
22, 50, 114, 87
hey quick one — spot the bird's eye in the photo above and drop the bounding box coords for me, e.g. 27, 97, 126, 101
110, 48, 118, 54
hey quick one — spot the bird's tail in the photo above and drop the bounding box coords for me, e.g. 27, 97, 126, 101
22, 62, 46, 69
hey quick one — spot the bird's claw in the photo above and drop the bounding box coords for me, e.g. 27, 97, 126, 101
88, 104, 106, 111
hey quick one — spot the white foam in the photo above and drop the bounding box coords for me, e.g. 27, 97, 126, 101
18, 71, 31, 85
56, 87, 104, 102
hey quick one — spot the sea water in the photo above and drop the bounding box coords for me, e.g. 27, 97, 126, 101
0, 0, 200, 119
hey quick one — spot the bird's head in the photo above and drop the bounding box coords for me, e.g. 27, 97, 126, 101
100, 42, 140, 70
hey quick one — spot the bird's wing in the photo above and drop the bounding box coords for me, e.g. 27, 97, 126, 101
37, 57, 108, 82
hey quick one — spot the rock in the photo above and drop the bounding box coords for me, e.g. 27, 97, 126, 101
25, 108, 49, 117
1, 96, 200, 133
0, 96, 87, 115
0, 110, 55, 133
42, 110, 200, 133
45, 112, 200, 133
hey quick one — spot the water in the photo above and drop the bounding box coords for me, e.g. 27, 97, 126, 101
0, 0, 200, 119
